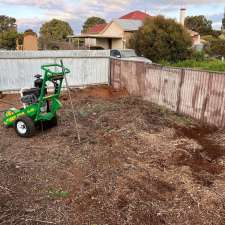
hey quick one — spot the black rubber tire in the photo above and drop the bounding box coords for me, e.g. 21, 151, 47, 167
14, 116, 36, 138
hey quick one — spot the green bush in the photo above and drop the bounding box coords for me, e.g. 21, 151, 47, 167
206, 39, 225, 57
191, 51, 205, 61
161, 59, 225, 72
129, 16, 192, 63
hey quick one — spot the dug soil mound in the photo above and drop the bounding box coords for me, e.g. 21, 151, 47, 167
0, 86, 225, 225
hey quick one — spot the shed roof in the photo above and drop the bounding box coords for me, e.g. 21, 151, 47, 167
83, 11, 149, 35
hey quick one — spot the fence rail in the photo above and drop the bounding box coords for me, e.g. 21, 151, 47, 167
0, 50, 110, 91
111, 58, 225, 128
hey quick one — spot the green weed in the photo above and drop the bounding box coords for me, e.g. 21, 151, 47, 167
48, 189, 69, 198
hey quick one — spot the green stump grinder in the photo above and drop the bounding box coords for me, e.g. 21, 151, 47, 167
1, 60, 70, 137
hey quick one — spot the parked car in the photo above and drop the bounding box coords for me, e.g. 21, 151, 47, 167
110, 49, 152, 64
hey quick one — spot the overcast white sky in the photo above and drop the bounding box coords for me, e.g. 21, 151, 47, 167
0, 0, 224, 33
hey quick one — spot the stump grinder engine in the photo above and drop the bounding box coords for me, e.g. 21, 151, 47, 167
1, 60, 70, 137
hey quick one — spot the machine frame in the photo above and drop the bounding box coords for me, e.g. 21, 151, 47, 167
2, 60, 70, 137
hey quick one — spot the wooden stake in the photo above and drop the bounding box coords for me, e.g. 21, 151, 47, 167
64, 75, 81, 143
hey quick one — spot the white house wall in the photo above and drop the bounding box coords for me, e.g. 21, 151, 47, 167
101, 22, 124, 37
112, 39, 124, 49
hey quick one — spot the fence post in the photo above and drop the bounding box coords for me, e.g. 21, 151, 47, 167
109, 58, 112, 86
119, 59, 122, 90
176, 68, 185, 113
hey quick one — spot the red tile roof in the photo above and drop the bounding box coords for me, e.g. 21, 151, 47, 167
120, 10, 150, 20
85, 11, 150, 34
86, 23, 108, 34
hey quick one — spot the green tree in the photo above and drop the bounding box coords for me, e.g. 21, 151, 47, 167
185, 15, 213, 35
0, 30, 18, 50
82, 17, 106, 33
129, 16, 192, 63
222, 8, 225, 31
0, 15, 18, 50
0, 15, 17, 32
39, 19, 73, 41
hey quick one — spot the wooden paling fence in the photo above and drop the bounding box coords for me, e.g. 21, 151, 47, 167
111, 58, 225, 128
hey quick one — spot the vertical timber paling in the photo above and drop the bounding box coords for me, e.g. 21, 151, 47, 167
176, 68, 185, 113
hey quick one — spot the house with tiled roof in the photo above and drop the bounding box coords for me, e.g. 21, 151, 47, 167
68, 9, 200, 50
68, 10, 150, 49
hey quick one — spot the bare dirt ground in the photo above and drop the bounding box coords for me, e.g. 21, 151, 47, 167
0, 85, 225, 225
